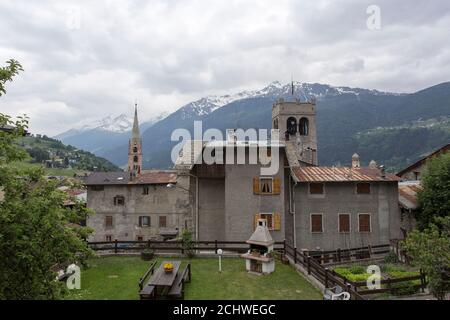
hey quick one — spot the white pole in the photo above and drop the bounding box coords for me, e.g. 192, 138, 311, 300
217, 249, 223, 272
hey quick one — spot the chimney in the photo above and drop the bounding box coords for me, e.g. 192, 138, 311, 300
351, 153, 360, 168
369, 160, 377, 169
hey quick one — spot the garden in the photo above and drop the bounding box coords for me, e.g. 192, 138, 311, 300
66, 256, 322, 300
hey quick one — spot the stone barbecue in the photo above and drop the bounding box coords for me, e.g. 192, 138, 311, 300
241, 219, 275, 274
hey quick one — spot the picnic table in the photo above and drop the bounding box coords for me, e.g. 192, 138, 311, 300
139, 260, 191, 300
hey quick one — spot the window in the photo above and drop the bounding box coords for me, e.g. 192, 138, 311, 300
105, 215, 113, 228
134, 155, 138, 163
114, 195, 125, 206
309, 183, 324, 194
105, 235, 112, 242
260, 178, 273, 194
139, 216, 151, 227
273, 118, 278, 129
299, 117, 309, 136
133, 146, 138, 153
91, 185, 104, 191
137, 236, 144, 242
159, 216, 167, 228
414, 171, 420, 180
287, 117, 297, 135
311, 214, 323, 233
253, 177, 280, 195
356, 183, 371, 194
358, 214, 371, 232
260, 213, 273, 229
339, 214, 350, 233
143, 186, 149, 195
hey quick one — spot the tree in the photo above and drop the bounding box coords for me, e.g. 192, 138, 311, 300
416, 153, 450, 229
402, 216, 450, 300
0, 59, 23, 96
0, 60, 93, 299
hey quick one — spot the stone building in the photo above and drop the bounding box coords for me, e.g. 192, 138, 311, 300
86, 92, 403, 251
85, 105, 191, 242
175, 96, 402, 250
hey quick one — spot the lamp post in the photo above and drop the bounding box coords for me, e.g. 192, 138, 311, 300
217, 248, 223, 273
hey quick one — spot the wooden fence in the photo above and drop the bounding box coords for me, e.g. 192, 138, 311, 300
88, 240, 427, 299
88, 239, 285, 254
283, 242, 365, 300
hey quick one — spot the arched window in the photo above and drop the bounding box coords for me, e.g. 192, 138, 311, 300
273, 118, 279, 129
133, 147, 138, 153
287, 117, 297, 135
134, 155, 138, 163
299, 117, 309, 136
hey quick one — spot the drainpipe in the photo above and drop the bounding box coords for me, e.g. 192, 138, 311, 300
289, 174, 298, 247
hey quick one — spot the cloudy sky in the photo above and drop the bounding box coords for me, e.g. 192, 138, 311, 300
0, 0, 449, 135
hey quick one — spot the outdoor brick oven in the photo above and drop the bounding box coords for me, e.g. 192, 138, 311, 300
241, 219, 275, 274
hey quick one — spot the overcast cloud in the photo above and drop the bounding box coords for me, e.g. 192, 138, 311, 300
0, 0, 449, 135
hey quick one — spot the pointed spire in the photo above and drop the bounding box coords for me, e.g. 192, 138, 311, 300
132, 101, 140, 139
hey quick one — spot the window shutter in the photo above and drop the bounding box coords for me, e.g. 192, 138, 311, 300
273, 177, 281, 195
273, 212, 281, 230
253, 177, 260, 194
253, 213, 260, 230
138, 216, 142, 227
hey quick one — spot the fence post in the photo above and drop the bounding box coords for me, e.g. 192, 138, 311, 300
147, 239, 151, 249
420, 269, 426, 293
215, 240, 218, 254
283, 239, 286, 255
368, 245, 372, 258
324, 268, 329, 288
114, 239, 118, 254
181, 240, 184, 255
307, 256, 311, 275
337, 248, 341, 263
386, 276, 392, 294
294, 248, 297, 264
346, 284, 353, 300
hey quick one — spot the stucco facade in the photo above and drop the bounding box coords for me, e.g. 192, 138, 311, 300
291, 181, 401, 251
86, 176, 190, 242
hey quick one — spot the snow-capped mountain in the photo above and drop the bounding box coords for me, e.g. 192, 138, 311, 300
178, 81, 401, 120
79, 114, 133, 133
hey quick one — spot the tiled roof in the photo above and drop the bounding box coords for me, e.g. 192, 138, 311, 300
292, 166, 401, 182
397, 143, 450, 177
398, 181, 422, 210
85, 171, 177, 185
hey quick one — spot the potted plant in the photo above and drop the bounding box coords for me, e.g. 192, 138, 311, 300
163, 262, 174, 273
141, 248, 154, 261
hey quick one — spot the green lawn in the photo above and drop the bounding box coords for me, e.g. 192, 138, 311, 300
66, 256, 322, 300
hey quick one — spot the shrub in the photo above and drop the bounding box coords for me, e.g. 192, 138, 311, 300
141, 248, 154, 261
384, 251, 399, 264
349, 265, 365, 274
182, 230, 196, 258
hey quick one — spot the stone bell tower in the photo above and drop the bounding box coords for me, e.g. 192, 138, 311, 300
128, 103, 143, 177
272, 82, 318, 165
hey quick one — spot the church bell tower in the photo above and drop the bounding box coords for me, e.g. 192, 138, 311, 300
128, 103, 143, 177
272, 82, 318, 165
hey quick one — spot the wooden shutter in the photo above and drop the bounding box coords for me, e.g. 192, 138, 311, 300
359, 214, 371, 232
311, 214, 322, 232
273, 177, 281, 195
105, 215, 113, 227
339, 214, 350, 233
138, 216, 143, 227
253, 213, 260, 230
273, 212, 281, 230
253, 177, 260, 194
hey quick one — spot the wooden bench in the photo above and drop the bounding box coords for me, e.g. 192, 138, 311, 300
168, 263, 191, 299
139, 261, 157, 300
